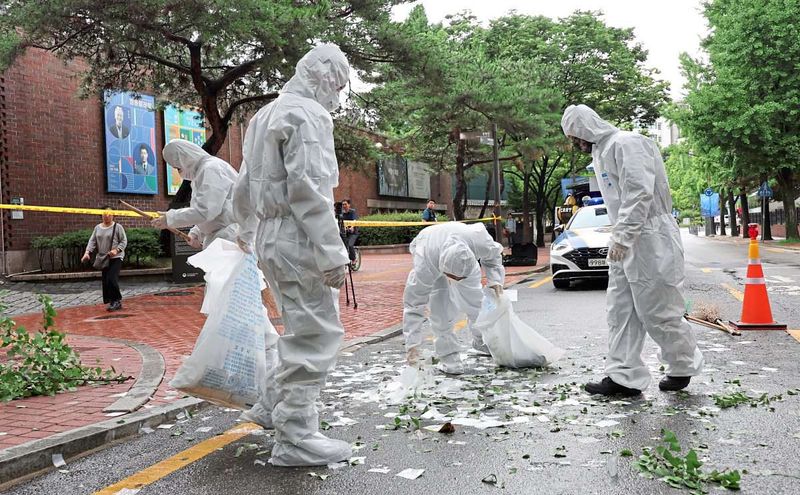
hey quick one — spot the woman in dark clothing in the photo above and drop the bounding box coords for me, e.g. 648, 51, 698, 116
81, 207, 128, 311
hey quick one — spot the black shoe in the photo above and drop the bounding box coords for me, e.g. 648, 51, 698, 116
110, 301, 122, 312
659, 376, 691, 392
585, 377, 642, 397
106, 303, 114, 312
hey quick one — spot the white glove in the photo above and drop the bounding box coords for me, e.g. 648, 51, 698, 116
187, 233, 202, 249
322, 265, 347, 288
607, 242, 629, 262
490, 284, 504, 298
236, 236, 253, 254
151, 213, 169, 230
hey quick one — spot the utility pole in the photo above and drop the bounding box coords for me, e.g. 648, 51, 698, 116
491, 122, 502, 243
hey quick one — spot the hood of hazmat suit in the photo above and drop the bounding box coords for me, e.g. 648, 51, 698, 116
561, 104, 703, 391
232, 44, 352, 467
163, 139, 239, 248
403, 222, 504, 359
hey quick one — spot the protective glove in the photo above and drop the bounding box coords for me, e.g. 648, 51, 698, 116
490, 284, 504, 298
607, 241, 629, 262
150, 213, 169, 230
187, 233, 203, 250
322, 265, 347, 288
235, 236, 252, 253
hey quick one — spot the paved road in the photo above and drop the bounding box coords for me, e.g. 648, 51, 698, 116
5, 232, 800, 494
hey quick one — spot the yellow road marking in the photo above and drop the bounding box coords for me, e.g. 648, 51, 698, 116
454, 319, 468, 331
528, 275, 553, 289
765, 247, 790, 254
721, 283, 744, 302
788, 330, 800, 344
93, 423, 262, 495
701, 268, 712, 273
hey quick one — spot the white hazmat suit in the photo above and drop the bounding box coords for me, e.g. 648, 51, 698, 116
232, 44, 351, 467
157, 139, 239, 248
403, 222, 505, 373
561, 104, 703, 392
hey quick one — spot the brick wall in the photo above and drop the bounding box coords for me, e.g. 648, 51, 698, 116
0, 48, 247, 271
0, 48, 450, 271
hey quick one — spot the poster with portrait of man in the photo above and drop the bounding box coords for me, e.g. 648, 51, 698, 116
377, 156, 408, 197
104, 91, 158, 194
164, 105, 206, 195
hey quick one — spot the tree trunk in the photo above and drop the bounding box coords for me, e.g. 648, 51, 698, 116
740, 190, 751, 238
727, 189, 738, 237
776, 167, 800, 240
522, 169, 532, 244
762, 194, 773, 240
719, 188, 727, 236
479, 168, 492, 219
451, 128, 467, 221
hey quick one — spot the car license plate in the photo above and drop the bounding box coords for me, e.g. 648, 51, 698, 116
588, 258, 607, 267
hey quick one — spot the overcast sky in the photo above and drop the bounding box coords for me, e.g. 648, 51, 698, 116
390, 0, 708, 100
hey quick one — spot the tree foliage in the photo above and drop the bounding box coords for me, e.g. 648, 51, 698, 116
366, 9, 669, 244
673, 0, 800, 239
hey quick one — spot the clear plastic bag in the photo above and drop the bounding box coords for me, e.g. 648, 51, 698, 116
170, 240, 278, 409
474, 289, 564, 368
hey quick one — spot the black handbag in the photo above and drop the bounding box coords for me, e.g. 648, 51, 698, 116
92, 223, 117, 270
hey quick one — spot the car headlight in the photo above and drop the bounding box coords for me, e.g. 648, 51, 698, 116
552, 243, 570, 252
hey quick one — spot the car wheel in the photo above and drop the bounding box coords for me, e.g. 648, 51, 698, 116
553, 278, 570, 289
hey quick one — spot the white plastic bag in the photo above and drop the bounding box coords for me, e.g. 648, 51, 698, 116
170, 242, 278, 409
474, 289, 564, 368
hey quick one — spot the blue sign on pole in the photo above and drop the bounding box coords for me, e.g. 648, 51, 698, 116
758, 181, 773, 198
700, 189, 720, 217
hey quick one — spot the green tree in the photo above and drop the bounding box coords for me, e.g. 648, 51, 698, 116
674, 0, 800, 240
0, 0, 414, 199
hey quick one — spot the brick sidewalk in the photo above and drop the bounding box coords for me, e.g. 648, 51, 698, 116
1, 250, 547, 451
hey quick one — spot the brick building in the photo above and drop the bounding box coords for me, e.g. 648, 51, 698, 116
0, 48, 451, 274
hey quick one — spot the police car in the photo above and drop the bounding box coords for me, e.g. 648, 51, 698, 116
550, 204, 612, 289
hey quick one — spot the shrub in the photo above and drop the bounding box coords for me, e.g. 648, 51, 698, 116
357, 212, 429, 246
29, 227, 162, 271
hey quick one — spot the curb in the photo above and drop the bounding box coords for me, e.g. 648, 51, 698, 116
0, 398, 209, 486
7, 267, 172, 283
341, 323, 403, 353
102, 338, 166, 413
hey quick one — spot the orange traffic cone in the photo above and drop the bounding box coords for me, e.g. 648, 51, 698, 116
730, 223, 787, 331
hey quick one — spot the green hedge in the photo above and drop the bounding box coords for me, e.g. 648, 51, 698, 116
31, 227, 162, 272
356, 212, 429, 246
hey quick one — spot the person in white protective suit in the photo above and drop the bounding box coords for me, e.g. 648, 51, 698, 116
231, 44, 352, 467
561, 104, 704, 396
151, 139, 239, 248
404, 222, 505, 375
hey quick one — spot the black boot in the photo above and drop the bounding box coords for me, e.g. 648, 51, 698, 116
585, 377, 642, 397
659, 376, 691, 392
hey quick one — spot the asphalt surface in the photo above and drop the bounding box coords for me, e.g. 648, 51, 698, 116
5, 231, 800, 495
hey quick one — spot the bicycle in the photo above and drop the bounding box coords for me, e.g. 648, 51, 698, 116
349, 246, 362, 272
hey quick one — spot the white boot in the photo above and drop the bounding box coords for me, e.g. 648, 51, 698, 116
239, 402, 273, 429
471, 337, 491, 356
269, 432, 352, 467
438, 352, 465, 375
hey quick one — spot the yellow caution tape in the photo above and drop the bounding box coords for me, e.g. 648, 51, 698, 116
0, 204, 500, 227
344, 217, 499, 227
0, 204, 155, 218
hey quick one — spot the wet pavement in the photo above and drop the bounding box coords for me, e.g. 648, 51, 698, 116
6, 233, 800, 494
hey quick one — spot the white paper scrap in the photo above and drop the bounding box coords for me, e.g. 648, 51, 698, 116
156, 424, 175, 429
369, 467, 392, 474
396, 468, 425, 480
593, 420, 620, 428
52, 453, 66, 468
195, 426, 214, 433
